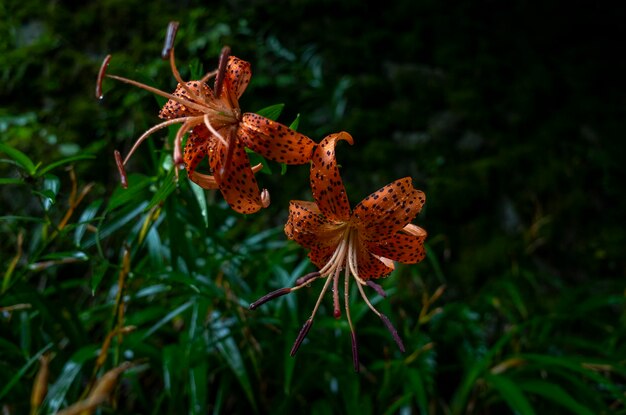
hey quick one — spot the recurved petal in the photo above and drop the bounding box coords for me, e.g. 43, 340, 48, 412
159, 81, 211, 119
310, 132, 353, 222
355, 241, 395, 280
209, 130, 264, 214
184, 125, 210, 178
365, 229, 427, 265
353, 177, 425, 241
238, 113, 316, 164
285, 200, 345, 250
222, 56, 251, 101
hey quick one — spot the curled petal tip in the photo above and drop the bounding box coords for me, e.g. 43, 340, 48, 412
336, 131, 354, 145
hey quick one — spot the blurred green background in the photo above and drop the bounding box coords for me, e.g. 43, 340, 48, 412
1, 0, 625, 414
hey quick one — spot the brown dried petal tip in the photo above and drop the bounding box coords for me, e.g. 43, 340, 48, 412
379, 313, 405, 353
161, 21, 179, 60
290, 318, 313, 357
249, 287, 292, 310
114, 150, 128, 189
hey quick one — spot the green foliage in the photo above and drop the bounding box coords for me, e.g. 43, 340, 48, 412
1, 0, 624, 414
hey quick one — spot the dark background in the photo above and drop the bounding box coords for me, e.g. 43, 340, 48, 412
1, 0, 624, 413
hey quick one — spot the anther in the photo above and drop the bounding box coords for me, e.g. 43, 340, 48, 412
295, 271, 320, 286
366, 280, 387, 298
379, 313, 405, 353
249, 287, 292, 310
114, 150, 128, 189
214, 46, 231, 98
96, 54, 111, 99
161, 21, 179, 60
290, 318, 313, 356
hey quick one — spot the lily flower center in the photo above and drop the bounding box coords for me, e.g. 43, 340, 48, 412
250, 223, 405, 372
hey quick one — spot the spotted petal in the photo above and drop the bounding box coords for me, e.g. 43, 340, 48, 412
237, 113, 315, 164
310, 132, 353, 222
285, 200, 346, 269
353, 177, 425, 241
222, 56, 251, 104
355, 240, 395, 280
184, 125, 210, 181
366, 229, 427, 264
209, 129, 263, 214
159, 81, 211, 119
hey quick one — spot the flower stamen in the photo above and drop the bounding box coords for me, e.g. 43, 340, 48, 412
203, 114, 228, 147
123, 116, 197, 165
344, 265, 359, 372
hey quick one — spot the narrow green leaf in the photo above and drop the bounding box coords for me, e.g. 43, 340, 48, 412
107, 174, 152, 211
0, 342, 53, 401
189, 359, 208, 414
82, 202, 148, 249
283, 329, 296, 395
486, 374, 536, 415
407, 368, 429, 415
36, 154, 96, 177
0, 215, 46, 223
451, 326, 520, 413
0, 178, 23, 185
74, 199, 103, 247
189, 179, 209, 228
146, 168, 177, 211
520, 380, 594, 415
382, 393, 412, 415
256, 103, 284, 121
142, 301, 193, 339
42, 346, 98, 413
289, 113, 300, 130
0, 142, 36, 175
212, 314, 257, 411
40, 174, 60, 211
39, 251, 88, 261
90, 259, 110, 294
246, 150, 272, 175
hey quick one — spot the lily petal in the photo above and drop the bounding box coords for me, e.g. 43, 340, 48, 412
310, 132, 353, 222
222, 56, 251, 103
159, 81, 211, 119
353, 177, 425, 241
237, 113, 315, 164
356, 241, 395, 280
366, 231, 427, 264
210, 130, 264, 214
183, 125, 210, 181
285, 200, 345, 264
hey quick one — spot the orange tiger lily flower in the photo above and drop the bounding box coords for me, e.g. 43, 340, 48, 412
250, 132, 427, 371
100, 28, 315, 213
